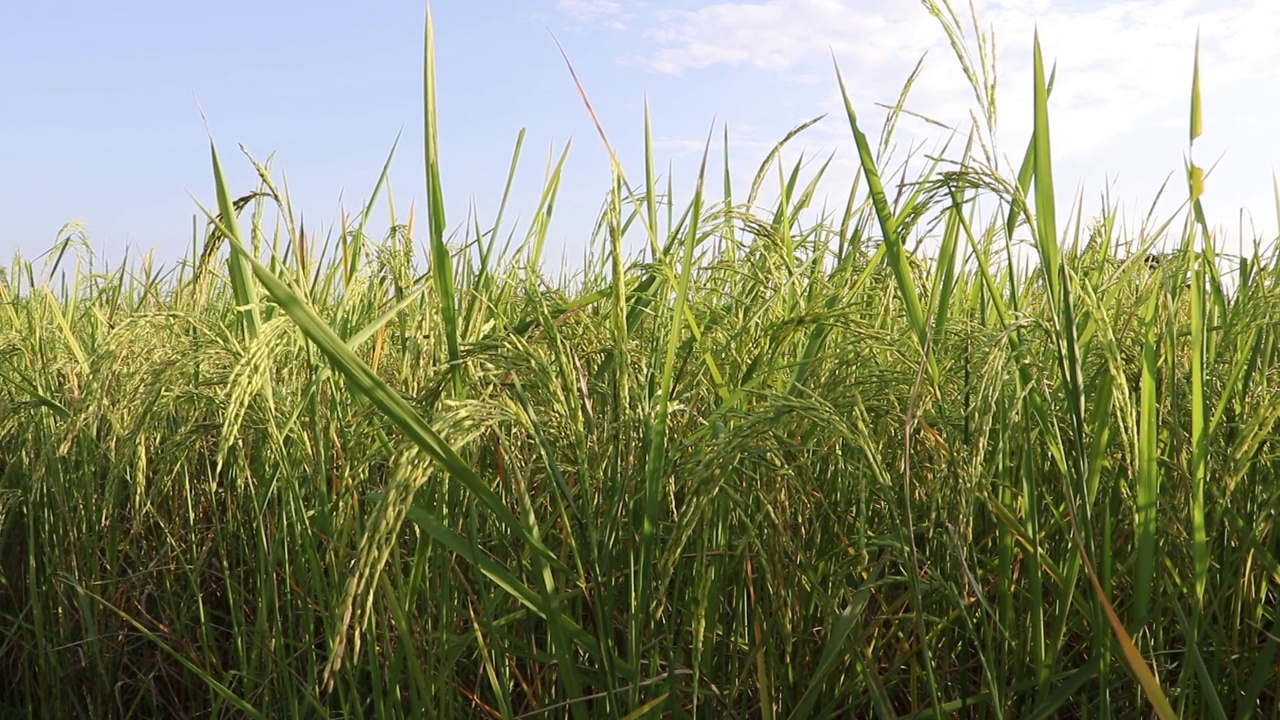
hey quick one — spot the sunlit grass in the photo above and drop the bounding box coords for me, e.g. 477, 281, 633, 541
1, 2, 1278, 718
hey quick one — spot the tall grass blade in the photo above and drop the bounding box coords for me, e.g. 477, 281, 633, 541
424, 5, 462, 397
210, 142, 262, 343
833, 57, 931, 376
1186, 31, 1211, 603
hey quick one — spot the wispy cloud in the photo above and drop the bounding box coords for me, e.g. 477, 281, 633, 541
556, 0, 630, 30
977, 0, 1280, 159
635, 0, 1280, 167
641, 0, 937, 76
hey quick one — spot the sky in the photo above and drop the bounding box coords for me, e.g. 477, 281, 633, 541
3, 0, 1279, 275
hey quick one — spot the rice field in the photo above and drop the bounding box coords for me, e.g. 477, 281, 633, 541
1, 3, 1278, 718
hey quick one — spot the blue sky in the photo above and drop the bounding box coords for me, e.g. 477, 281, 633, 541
3, 0, 1278, 272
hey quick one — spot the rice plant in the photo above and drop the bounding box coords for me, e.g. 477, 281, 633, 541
1, 2, 1277, 718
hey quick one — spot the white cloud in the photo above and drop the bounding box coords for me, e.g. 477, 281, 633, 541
642, 0, 939, 76
556, 0, 630, 30
629, 0, 1280, 251
638, 0, 1280, 151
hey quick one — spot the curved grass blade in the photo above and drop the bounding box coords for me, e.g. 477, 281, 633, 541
746, 115, 826, 211
400, 504, 620, 669
199, 140, 563, 555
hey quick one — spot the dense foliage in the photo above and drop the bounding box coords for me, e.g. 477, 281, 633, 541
1, 3, 1276, 718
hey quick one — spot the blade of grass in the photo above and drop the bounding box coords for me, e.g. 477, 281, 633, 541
833, 55, 935, 382
424, 5, 461, 397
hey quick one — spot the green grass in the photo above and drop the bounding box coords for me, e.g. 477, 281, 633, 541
2, 2, 1278, 717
